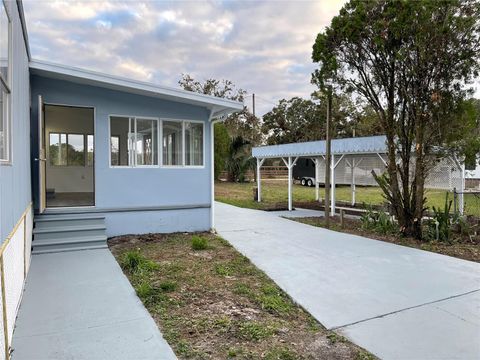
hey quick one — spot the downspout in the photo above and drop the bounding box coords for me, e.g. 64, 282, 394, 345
209, 107, 221, 231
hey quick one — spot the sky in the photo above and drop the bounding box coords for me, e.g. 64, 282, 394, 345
23, 0, 347, 115
23, 0, 479, 116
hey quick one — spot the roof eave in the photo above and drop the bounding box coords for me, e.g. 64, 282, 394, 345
29, 60, 244, 114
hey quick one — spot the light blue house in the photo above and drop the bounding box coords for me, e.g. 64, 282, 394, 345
0, 1, 241, 357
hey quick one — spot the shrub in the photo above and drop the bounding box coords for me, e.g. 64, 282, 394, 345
191, 235, 209, 250
425, 193, 454, 242
360, 207, 398, 235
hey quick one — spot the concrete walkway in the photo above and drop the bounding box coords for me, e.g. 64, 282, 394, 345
215, 202, 480, 360
11, 249, 176, 360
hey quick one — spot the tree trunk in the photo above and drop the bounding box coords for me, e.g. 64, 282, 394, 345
412, 118, 426, 239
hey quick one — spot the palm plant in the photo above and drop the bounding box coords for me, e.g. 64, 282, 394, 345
225, 136, 255, 182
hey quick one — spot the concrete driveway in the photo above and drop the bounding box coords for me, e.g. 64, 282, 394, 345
215, 202, 480, 360
11, 249, 176, 360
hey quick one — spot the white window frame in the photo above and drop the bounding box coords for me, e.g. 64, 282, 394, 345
161, 118, 205, 169
48, 132, 91, 167
0, 0, 11, 164
108, 115, 206, 169
108, 114, 160, 168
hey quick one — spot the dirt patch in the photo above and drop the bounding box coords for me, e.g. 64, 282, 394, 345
291, 217, 480, 263
109, 233, 374, 359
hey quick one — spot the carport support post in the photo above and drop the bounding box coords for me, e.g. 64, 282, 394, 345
282, 156, 298, 211
351, 159, 356, 206
460, 161, 465, 215
288, 157, 293, 211
315, 157, 320, 202
256, 158, 265, 202
331, 154, 336, 216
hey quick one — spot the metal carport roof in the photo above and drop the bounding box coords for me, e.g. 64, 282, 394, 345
252, 135, 388, 158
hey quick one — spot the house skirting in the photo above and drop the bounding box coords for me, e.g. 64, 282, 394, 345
104, 207, 211, 237
0, 203, 33, 360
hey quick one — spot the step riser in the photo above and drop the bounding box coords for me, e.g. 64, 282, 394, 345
32, 241, 107, 254
34, 229, 105, 241
35, 218, 105, 229
33, 214, 107, 253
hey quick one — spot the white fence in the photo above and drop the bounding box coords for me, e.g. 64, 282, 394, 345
0, 204, 32, 360
313, 154, 463, 190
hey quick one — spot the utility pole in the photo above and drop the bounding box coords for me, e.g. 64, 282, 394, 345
252, 93, 255, 117
324, 86, 332, 228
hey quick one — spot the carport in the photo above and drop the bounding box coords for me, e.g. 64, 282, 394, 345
252, 135, 466, 213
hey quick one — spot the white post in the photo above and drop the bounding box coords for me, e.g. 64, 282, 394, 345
209, 119, 215, 230
460, 161, 465, 215
331, 154, 335, 215
288, 156, 293, 211
351, 159, 356, 206
315, 158, 320, 201
257, 158, 262, 202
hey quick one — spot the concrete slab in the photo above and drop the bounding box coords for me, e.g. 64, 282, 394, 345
339, 290, 480, 359
12, 249, 176, 360
215, 202, 480, 359
271, 207, 325, 218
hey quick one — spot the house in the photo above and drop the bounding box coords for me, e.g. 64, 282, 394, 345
0, 1, 242, 358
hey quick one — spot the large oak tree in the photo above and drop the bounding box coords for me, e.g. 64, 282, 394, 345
312, 0, 480, 238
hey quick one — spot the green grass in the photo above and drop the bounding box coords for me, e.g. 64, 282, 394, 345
238, 320, 278, 341
121, 250, 159, 273
191, 235, 209, 250
215, 181, 479, 216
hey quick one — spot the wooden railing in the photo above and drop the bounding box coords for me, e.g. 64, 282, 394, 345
219, 166, 288, 181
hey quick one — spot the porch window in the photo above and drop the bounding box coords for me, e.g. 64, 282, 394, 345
49, 133, 67, 166
49, 133, 92, 166
185, 122, 204, 166
87, 135, 94, 166
136, 118, 158, 166
162, 121, 183, 166
67, 134, 85, 166
0, 2, 10, 162
110, 135, 120, 166
110, 116, 159, 167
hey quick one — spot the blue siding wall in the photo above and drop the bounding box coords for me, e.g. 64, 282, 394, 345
31, 75, 213, 234
0, 1, 31, 243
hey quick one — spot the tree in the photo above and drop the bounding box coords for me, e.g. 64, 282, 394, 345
312, 0, 480, 238
178, 74, 261, 180
214, 123, 231, 179
262, 97, 325, 144
451, 98, 480, 170
262, 94, 382, 145
178, 74, 262, 145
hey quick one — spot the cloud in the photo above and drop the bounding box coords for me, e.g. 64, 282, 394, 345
23, 0, 346, 115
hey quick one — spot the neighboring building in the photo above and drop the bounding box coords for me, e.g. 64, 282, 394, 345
465, 156, 480, 179
0, 2, 242, 358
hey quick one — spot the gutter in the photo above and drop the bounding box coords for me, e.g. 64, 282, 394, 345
16, 0, 31, 61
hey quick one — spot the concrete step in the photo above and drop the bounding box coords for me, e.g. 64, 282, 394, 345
33, 214, 107, 254
34, 215, 105, 229
32, 244, 108, 255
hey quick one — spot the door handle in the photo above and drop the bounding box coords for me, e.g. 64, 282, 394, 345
35, 158, 47, 162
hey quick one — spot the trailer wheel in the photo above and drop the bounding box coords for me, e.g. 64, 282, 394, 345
307, 179, 313, 187
301, 178, 306, 186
